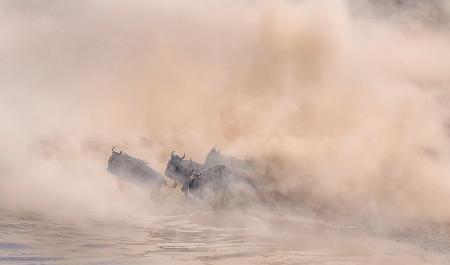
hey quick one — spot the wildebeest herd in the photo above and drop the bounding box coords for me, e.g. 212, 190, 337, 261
107, 147, 260, 204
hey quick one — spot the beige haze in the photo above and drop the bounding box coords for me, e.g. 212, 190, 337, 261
0, 0, 450, 223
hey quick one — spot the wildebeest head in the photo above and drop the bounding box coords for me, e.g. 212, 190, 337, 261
164, 151, 205, 185
164, 151, 187, 181
204, 146, 221, 165
107, 146, 123, 173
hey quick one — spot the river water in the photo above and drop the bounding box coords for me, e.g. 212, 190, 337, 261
1, 201, 449, 265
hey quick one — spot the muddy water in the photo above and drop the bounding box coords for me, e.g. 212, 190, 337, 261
1, 203, 449, 265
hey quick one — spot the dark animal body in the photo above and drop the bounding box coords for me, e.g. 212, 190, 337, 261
164, 151, 203, 187
204, 147, 257, 183
107, 146, 261, 205
165, 149, 259, 204
204, 147, 254, 170
107, 148, 166, 187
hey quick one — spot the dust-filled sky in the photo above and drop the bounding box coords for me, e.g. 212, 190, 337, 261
1, 0, 450, 224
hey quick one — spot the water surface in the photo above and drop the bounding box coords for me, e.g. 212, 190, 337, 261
1, 205, 448, 265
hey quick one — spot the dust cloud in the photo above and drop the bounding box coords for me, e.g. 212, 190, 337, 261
1, 0, 450, 225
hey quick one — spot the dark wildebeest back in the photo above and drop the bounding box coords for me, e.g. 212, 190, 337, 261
184, 164, 263, 206
204, 147, 257, 182
204, 147, 255, 171
107, 147, 166, 187
183, 165, 229, 193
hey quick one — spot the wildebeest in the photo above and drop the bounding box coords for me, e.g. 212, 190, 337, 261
108, 147, 166, 187
165, 149, 260, 204
164, 151, 203, 187
185, 164, 262, 205
204, 147, 256, 182
204, 147, 254, 170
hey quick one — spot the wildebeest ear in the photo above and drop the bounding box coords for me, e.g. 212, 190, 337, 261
112, 146, 115, 153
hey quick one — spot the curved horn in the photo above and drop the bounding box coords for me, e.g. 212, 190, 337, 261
171, 151, 175, 156
119, 150, 122, 155
181, 153, 185, 159
112, 146, 115, 152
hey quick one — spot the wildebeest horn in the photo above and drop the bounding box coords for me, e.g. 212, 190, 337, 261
112, 146, 115, 153
119, 150, 122, 155
181, 153, 185, 159
171, 151, 175, 156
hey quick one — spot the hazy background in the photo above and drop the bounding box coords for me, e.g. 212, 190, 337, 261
1, 0, 450, 225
